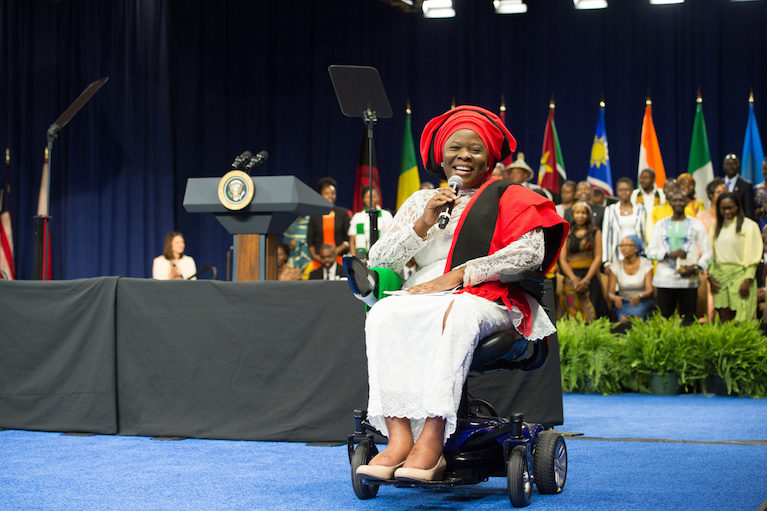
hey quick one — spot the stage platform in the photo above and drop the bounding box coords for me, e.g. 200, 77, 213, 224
0, 278, 563, 441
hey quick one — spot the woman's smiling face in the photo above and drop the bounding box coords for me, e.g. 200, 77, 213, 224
442, 129, 488, 189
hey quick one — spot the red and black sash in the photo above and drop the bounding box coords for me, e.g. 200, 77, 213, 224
444, 179, 568, 336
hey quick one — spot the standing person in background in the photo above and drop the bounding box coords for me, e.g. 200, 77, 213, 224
602, 177, 647, 269
282, 215, 312, 274
696, 178, 727, 233
152, 231, 197, 280
564, 181, 604, 229
677, 173, 705, 216
696, 177, 727, 322
752, 157, 767, 230
631, 167, 666, 209
556, 180, 576, 217
722, 153, 755, 220
708, 192, 763, 322
306, 177, 351, 275
646, 191, 712, 325
503, 153, 553, 200
558, 201, 606, 321
348, 186, 394, 259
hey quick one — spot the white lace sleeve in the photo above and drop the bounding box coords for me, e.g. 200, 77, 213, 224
368, 190, 433, 272
462, 228, 545, 286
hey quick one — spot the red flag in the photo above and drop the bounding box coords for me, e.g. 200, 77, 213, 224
0, 163, 15, 280
499, 101, 512, 167
537, 106, 567, 197
353, 127, 381, 213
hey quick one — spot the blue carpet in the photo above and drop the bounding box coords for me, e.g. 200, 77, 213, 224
1, 394, 765, 510
561, 393, 767, 441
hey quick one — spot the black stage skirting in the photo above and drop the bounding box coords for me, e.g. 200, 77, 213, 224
0, 278, 562, 441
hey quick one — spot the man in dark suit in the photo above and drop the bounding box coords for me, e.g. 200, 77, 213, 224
722, 153, 756, 220
308, 244, 347, 281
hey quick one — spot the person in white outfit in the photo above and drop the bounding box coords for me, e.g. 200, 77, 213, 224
355, 106, 567, 483
152, 231, 196, 280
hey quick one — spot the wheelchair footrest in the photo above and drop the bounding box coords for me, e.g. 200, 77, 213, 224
363, 475, 466, 488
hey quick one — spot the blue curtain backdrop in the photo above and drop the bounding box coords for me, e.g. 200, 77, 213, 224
1, 0, 766, 279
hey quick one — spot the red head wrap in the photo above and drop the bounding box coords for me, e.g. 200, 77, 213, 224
419, 105, 516, 180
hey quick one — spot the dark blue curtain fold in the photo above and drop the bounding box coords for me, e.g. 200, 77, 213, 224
1, 0, 766, 279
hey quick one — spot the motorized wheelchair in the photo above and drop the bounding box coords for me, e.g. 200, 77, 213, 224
344, 261, 568, 508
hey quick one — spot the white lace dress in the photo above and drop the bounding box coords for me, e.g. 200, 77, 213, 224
365, 188, 556, 443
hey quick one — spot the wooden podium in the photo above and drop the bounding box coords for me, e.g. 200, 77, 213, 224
183, 176, 331, 281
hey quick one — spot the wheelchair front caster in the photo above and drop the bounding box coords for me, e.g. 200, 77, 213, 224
533, 430, 567, 494
507, 445, 532, 507
350, 442, 379, 500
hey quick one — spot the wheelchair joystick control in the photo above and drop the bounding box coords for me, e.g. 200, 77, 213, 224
509, 413, 524, 439
353, 409, 366, 434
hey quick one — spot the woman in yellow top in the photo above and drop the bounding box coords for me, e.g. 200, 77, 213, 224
707, 192, 763, 322
677, 173, 705, 216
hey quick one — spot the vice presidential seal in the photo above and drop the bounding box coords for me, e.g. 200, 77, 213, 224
218, 170, 254, 210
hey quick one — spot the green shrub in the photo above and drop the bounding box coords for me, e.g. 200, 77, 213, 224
556, 313, 767, 397
557, 316, 627, 394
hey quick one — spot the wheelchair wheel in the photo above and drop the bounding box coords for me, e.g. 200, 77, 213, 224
507, 445, 532, 507
533, 430, 567, 494
350, 442, 379, 500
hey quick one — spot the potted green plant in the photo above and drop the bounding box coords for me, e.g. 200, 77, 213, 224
622, 312, 684, 395
558, 317, 627, 394
700, 320, 767, 397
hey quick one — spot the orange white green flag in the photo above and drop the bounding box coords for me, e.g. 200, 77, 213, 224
638, 99, 666, 188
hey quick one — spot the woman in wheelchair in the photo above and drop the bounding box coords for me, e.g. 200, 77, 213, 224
355, 106, 568, 483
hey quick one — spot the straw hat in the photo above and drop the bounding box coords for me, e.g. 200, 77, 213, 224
506, 152, 534, 180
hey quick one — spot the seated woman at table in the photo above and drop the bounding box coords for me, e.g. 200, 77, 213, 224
355, 106, 567, 483
277, 243, 302, 281
152, 231, 196, 280
606, 235, 655, 322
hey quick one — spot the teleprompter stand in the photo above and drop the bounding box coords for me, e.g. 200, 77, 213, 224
34, 77, 109, 279
328, 65, 392, 248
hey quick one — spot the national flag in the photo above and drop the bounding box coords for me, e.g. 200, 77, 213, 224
499, 99, 512, 167
687, 99, 715, 208
741, 96, 765, 186
638, 100, 666, 188
396, 105, 420, 210
588, 104, 613, 195
36, 148, 52, 280
353, 126, 381, 213
537, 105, 566, 199
0, 150, 15, 280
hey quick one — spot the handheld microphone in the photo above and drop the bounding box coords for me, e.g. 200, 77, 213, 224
245, 150, 269, 172
231, 151, 252, 170
438, 175, 463, 229
170, 261, 183, 280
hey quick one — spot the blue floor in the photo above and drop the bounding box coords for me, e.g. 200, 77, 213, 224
1, 394, 765, 511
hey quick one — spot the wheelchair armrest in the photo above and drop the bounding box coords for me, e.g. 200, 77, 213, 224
470, 330, 549, 373
499, 269, 544, 284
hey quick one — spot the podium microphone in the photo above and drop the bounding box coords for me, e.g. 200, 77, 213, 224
231, 151, 252, 170
245, 150, 269, 172
438, 175, 463, 229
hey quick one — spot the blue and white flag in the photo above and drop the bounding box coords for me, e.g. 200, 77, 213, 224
588, 106, 613, 195
742, 100, 764, 185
